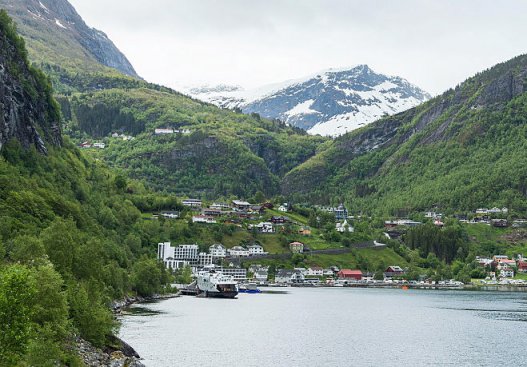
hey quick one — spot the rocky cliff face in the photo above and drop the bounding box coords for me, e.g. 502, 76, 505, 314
0, 0, 138, 78
0, 11, 61, 153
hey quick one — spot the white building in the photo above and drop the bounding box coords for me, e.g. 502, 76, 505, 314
247, 244, 268, 256
249, 222, 275, 233
209, 244, 227, 258
210, 203, 230, 210
500, 268, 515, 278
228, 246, 250, 257
192, 215, 217, 224
158, 242, 176, 261
275, 269, 304, 284
182, 199, 202, 208
174, 129, 192, 134
158, 243, 200, 270
154, 128, 175, 135
198, 253, 213, 267
254, 269, 269, 282
278, 204, 288, 212
216, 267, 247, 281
306, 267, 324, 276
232, 200, 252, 210
93, 142, 105, 149
336, 219, 354, 233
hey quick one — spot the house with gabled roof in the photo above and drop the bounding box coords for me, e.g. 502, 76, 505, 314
384, 266, 405, 279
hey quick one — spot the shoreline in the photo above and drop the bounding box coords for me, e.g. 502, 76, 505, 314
111, 291, 181, 313
76, 292, 182, 367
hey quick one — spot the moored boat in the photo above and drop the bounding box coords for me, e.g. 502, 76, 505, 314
196, 268, 238, 298
239, 283, 262, 294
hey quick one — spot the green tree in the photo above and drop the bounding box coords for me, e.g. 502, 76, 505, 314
131, 257, 163, 297
0, 239, 5, 261
114, 174, 127, 191
0, 265, 37, 365
9, 235, 46, 264
253, 191, 266, 203
68, 282, 115, 347
175, 265, 193, 284
41, 219, 79, 278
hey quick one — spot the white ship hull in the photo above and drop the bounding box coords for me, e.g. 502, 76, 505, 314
197, 269, 238, 298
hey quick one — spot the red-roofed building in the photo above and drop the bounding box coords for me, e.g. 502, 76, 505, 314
337, 269, 363, 280
517, 261, 527, 273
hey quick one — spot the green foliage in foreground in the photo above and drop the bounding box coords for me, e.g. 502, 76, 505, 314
0, 139, 175, 364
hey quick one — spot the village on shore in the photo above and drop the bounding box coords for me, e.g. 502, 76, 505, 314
153, 198, 527, 289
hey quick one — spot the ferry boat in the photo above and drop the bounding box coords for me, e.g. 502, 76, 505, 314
196, 268, 238, 298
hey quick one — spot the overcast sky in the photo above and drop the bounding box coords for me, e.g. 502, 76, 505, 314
69, 0, 527, 95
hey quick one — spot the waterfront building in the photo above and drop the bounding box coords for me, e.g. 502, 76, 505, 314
337, 269, 362, 280
157, 242, 201, 270
500, 268, 514, 278
275, 269, 305, 284
254, 269, 269, 282
218, 267, 247, 281
306, 267, 324, 276
383, 266, 405, 279
198, 253, 213, 267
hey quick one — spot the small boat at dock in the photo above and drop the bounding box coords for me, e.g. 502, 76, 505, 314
239, 283, 262, 294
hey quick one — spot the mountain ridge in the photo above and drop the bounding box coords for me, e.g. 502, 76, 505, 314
188, 65, 430, 137
282, 54, 527, 214
0, 0, 140, 94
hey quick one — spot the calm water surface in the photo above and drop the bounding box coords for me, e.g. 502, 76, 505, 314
119, 288, 527, 366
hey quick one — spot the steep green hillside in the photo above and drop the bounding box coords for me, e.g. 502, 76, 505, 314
283, 55, 527, 215
0, 1, 328, 199
63, 87, 326, 198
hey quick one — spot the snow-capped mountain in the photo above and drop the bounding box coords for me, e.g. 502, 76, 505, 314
187, 65, 430, 136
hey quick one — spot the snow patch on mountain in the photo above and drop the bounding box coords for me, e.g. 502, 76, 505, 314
285, 99, 319, 117
55, 19, 67, 29
187, 65, 430, 137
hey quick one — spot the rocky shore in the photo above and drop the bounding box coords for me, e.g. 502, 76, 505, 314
76, 337, 145, 367
76, 292, 180, 366
111, 292, 181, 312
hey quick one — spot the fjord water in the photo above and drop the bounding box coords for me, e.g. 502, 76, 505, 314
119, 288, 527, 366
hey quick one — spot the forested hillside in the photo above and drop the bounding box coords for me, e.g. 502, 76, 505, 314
63, 88, 326, 197
0, 1, 328, 199
0, 12, 173, 364
283, 55, 527, 215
